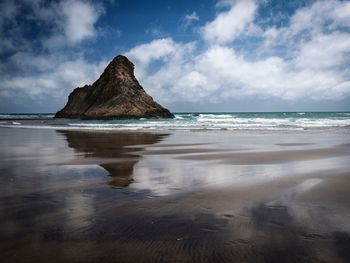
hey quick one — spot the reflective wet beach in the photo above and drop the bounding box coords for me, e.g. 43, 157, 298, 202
1, 127, 350, 262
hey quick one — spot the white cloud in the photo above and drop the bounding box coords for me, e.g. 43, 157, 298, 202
125, 39, 197, 102
185, 11, 200, 22
61, 0, 103, 44
289, 0, 350, 35
126, 38, 182, 66
2, 53, 106, 99
295, 32, 350, 70
181, 11, 200, 30
0, 0, 103, 51
201, 0, 257, 44
262, 0, 350, 47
0, 0, 106, 107
194, 45, 349, 101
125, 0, 350, 105
1, 0, 350, 111
23, 0, 104, 49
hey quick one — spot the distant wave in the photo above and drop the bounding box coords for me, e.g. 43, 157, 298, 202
0, 112, 349, 131
0, 114, 54, 120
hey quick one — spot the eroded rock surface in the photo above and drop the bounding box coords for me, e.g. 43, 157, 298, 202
55, 55, 174, 119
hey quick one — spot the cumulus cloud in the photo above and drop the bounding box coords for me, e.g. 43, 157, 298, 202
41, 0, 103, 48
194, 45, 349, 101
0, 0, 103, 52
125, 0, 350, 106
262, 0, 350, 49
294, 32, 350, 70
126, 38, 196, 100
289, 0, 350, 35
126, 38, 183, 66
201, 0, 257, 43
2, 52, 107, 98
0, 0, 105, 110
61, 0, 102, 44
1, 0, 350, 111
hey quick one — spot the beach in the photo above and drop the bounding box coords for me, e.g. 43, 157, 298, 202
1, 123, 350, 262
2, 0, 350, 261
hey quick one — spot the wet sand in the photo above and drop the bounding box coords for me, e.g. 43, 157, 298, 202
174, 146, 350, 164
0, 128, 350, 262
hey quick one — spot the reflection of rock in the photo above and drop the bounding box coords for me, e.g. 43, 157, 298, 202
101, 161, 137, 187
57, 130, 168, 187
57, 130, 166, 158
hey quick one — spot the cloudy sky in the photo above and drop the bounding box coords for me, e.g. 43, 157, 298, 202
0, 0, 349, 113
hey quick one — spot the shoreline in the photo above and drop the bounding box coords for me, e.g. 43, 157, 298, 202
0, 111, 349, 133
0, 125, 350, 134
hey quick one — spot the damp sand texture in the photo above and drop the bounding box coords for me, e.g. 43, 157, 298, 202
1, 127, 350, 263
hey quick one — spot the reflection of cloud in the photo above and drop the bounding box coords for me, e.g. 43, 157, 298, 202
57, 129, 350, 198
289, 202, 350, 236
131, 156, 288, 196
294, 178, 323, 193
268, 178, 324, 206
64, 192, 94, 231
130, 152, 346, 196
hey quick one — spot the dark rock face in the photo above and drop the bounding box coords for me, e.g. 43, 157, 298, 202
55, 55, 174, 119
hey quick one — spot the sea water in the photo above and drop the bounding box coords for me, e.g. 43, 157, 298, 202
0, 112, 349, 131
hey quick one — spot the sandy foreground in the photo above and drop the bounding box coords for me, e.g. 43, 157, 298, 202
0, 127, 350, 262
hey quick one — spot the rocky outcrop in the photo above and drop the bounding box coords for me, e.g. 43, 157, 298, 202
55, 55, 174, 119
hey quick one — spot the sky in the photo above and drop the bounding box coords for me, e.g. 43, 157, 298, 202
0, 0, 350, 113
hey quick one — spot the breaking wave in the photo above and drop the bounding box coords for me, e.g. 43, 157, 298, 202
0, 112, 349, 131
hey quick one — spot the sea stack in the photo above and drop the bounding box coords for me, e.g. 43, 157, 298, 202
55, 55, 174, 119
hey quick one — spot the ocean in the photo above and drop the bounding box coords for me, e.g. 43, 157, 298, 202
0, 112, 350, 131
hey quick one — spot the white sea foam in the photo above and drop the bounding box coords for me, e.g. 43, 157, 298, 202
0, 114, 54, 119
0, 113, 349, 131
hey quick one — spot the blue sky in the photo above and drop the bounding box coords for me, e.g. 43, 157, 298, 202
0, 0, 349, 113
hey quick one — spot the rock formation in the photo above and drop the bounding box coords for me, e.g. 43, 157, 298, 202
55, 55, 174, 119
